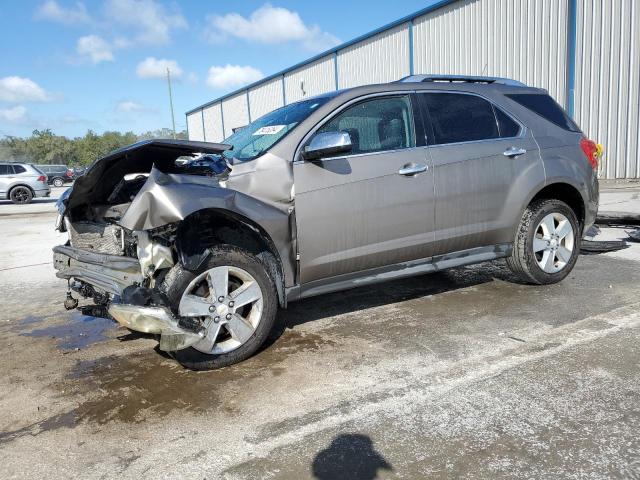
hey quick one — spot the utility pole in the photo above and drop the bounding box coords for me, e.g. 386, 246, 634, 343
166, 67, 176, 139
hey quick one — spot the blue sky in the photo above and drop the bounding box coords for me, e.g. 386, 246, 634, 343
0, 0, 436, 138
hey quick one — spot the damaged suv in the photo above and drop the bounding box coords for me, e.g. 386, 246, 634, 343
54, 75, 599, 370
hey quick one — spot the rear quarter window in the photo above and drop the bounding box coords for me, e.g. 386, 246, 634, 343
507, 93, 580, 132
13, 165, 26, 174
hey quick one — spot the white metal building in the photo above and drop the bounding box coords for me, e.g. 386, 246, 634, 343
186, 0, 640, 179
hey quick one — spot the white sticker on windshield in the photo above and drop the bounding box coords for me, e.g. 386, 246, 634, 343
253, 125, 286, 135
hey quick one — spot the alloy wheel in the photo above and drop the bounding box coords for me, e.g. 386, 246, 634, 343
178, 265, 264, 354
533, 212, 575, 273
10, 187, 31, 204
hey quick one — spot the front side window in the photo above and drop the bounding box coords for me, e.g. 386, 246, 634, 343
316, 96, 416, 155
423, 93, 501, 145
222, 95, 334, 163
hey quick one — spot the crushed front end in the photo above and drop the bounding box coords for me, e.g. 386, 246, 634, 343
53, 140, 236, 351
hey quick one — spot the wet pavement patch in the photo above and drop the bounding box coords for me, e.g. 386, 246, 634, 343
20, 311, 116, 350
50, 328, 339, 427
0, 410, 77, 446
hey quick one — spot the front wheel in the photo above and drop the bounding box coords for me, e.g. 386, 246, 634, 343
163, 245, 278, 370
507, 199, 581, 284
53, 177, 64, 187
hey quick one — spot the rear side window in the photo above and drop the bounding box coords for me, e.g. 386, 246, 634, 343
507, 94, 580, 132
495, 108, 521, 137
423, 93, 500, 144
317, 96, 416, 154
0, 165, 9, 175
13, 165, 26, 174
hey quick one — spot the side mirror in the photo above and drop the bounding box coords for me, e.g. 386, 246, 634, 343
302, 131, 352, 161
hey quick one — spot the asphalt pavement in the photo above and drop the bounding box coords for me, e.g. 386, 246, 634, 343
0, 182, 639, 479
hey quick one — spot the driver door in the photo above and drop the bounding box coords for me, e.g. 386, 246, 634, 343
293, 94, 436, 286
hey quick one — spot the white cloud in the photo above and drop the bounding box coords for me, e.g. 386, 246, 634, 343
206, 65, 264, 89
136, 57, 183, 79
104, 0, 187, 46
76, 35, 114, 63
0, 77, 50, 103
0, 106, 28, 123
35, 0, 91, 25
206, 4, 340, 52
116, 101, 152, 113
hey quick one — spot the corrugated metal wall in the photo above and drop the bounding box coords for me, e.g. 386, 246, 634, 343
202, 103, 223, 142
413, 0, 568, 107
337, 23, 410, 89
248, 77, 285, 123
185, 0, 638, 178
575, 0, 640, 179
284, 56, 336, 104
186, 110, 203, 142
221, 92, 249, 138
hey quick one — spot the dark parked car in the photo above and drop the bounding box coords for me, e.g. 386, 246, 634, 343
0, 163, 50, 204
37, 164, 74, 187
53, 75, 599, 370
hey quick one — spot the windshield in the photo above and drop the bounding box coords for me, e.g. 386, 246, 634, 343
222, 95, 333, 162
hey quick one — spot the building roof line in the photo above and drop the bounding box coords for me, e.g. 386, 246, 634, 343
185, 0, 458, 115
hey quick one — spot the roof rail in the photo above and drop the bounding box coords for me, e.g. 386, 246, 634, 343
397, 74, 526, 87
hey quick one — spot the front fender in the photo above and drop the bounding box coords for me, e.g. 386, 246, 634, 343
119, 167, 295, 286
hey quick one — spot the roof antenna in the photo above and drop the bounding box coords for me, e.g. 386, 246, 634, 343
300, 80, 306, 97
481, 63, 488, 76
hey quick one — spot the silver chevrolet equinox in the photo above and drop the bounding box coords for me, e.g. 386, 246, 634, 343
53, 75, 599, 370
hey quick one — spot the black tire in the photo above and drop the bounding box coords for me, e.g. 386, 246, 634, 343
9, 186, 33, 205
163, 245, 278, 370
506, 199, 581, 284
53, 177, 64, 187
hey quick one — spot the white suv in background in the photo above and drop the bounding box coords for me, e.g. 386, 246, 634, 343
0, 163, 51, 204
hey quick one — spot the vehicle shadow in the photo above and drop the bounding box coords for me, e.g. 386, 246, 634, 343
266, 260, 520, 347
311, 433, 392, 480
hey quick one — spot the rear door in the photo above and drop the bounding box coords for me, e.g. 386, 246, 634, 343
294, 93, 436, 284
419, 91, 543, 255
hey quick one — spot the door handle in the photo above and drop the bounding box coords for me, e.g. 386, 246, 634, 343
503, 147, 527, 158
398, 163, 428, 176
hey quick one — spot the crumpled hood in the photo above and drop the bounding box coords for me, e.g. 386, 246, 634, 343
65, 139, 231, 211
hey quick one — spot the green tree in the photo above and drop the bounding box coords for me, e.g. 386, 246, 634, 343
0, 127, 190, 166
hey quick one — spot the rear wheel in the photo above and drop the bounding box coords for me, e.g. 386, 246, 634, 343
507, 199, 581, 284
9, 186, 33, 205
53, 177, 64, 187
164, 245, 278, 370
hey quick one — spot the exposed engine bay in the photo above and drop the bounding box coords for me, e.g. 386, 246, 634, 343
53, 139, 292, 352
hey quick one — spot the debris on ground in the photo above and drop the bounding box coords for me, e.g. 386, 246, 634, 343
628, 228, 640, 242
583, 224, 601, 240
580, 239, 629, 254
595, 211, 640, 226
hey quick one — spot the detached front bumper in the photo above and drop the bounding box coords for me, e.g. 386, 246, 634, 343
53, 245, 143, 296
53, 244, 203, 351
108, 303, 204, 351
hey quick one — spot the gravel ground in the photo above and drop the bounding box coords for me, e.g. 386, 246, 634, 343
0, 183, 639, 479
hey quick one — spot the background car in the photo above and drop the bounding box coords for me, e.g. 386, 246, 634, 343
36, 164, 74, 187
0, 163, 50, 204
